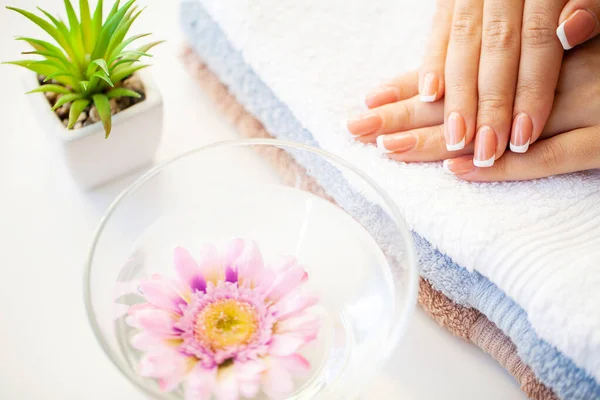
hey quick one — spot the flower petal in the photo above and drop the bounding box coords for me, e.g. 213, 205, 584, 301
125, 303, 158, 328
232, 240, 264, 284
274, 294, 319, 320
185, 365, 217, 400
275, 314, 320, 341
197, 243, 224, 284
174, 247, 207, 293
136, 308, 181, 338
140, 275, 187, 313
261, 358, 294, 400
214, 365, 239, 400
225, 266, 238, 284
278, 354, 310, 375
131, 332, 166, 351
266, 265, 308, 303
235, 360, 264, 398
268, 334, 307, 356
223, 238, 245, 266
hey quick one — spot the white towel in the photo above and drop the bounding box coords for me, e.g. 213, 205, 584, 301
196, 0, 600, 379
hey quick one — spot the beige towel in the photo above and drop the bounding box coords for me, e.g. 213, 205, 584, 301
181, 47, 557, 400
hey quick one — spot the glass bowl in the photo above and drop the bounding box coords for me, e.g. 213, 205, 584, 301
84, 139, 418, 400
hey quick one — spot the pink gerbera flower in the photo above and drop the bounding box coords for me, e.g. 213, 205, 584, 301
126, 238, 320, 400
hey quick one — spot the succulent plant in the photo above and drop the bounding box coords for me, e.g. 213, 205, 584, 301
4, 0, 162, 137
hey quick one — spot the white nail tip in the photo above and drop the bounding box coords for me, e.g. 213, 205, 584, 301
376, 135, 391, 153
556, 23, 573, 50
420, 94, 437, 103
473, 156, 495, 168
510, 140, 530, 153
446, 136, 466, 151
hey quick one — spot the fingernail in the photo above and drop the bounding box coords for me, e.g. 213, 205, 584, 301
473, 126, 497, 168
420, 73, 438, 102
365, 86, 400, 108
510, 113, 533, 153
377, 133, 417, 154
557, 9, 598, 50
346, 112, 382, 136
443, 158, 475, 175
445, 112, 466, 151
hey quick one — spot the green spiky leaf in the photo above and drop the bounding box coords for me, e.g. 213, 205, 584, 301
67, 99, 90, 129
91, 0, 136, 60
92, 94, 112, 137
80, 0, 93, 52
7, 7, 69, 53
92, 0, 103, 39
27, 84, 72, 95
105, 7, 143, 59
79, 81, 90, 91
109, 33, 151, 60
90, 71, 114, 87
91, 59, 110, 76
106, 88, 141, 99
110, 63, 148, 83
51, 93, 84, 110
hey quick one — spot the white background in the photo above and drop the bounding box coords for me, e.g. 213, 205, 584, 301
0, 0, 525, 398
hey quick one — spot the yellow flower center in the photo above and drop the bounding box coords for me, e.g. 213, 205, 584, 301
194, 299, 259, 351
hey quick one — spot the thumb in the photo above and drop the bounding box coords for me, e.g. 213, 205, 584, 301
557, 0, 600, 50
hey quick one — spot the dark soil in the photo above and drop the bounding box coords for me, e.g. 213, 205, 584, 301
37, 74, 146, 130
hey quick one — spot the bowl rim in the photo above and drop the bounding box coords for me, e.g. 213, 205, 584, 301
83, 138, 419, 399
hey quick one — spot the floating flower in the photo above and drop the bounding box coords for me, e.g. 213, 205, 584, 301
126, 239, 320, 400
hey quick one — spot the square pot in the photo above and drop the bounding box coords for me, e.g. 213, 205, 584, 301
24, 70, 164, 190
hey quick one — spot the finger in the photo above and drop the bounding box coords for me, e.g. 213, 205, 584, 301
474, 0, 523, 167
419, 0, 455, 102
557, 0, 600, 50
444, 0, 484, 151
347, 96, 444, 137
364, 70, 420, 109
444, 126, 600, 181
373, 87, 586, 162
510, 1, 567, 153
377, 125, 474, 162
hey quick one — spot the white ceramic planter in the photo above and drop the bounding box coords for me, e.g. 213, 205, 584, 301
24, 70, 163, 189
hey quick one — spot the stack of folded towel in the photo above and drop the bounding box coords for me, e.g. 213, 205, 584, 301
179, 1, 600, 399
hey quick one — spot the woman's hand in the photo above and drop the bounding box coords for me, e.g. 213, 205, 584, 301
353, 37, 600, 180
350, 0, 600, 168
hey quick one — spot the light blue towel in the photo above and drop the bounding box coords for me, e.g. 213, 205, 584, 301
179, 2, 600, 398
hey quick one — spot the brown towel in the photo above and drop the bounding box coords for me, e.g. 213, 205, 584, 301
181, 47, 557, 400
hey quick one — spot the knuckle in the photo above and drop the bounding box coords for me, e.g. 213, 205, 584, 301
383, 102, 412, 129
478, 91, 511, 112
522, 12, 555, 48
515, 79, 545, 99
482, 19, 519, 52
451, 12, 481, 43
536, 140, 567, 170
445, 81, 471, 97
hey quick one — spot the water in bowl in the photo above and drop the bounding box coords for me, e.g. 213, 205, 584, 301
113, 184, 396, 399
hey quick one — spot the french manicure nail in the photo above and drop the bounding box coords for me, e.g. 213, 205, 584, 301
376, 133, 417, 154
510, 113, 533, 153
443, 158, 475, 175
346, 112, 382, 136
473, 126, 497, 168
365, 86, 400, 108
420, 73, 438, 102
445, 112, 466, 151
557, 9, 598, 50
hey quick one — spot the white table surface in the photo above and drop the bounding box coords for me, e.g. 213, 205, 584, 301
0, 1, 526, 399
